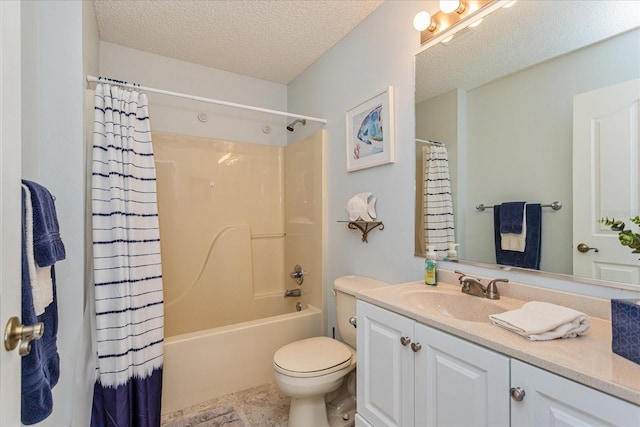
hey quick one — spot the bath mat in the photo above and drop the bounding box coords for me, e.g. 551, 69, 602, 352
164, 406, 245, 427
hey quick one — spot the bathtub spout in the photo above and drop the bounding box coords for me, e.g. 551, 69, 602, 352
284, 289, 301, 298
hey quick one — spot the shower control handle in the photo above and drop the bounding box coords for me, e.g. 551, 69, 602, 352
289, 264, 305, 285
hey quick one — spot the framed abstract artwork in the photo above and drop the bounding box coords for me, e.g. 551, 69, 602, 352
346, 86, 395, 172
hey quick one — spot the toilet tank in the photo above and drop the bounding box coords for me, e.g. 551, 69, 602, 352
334, 275, 389, 348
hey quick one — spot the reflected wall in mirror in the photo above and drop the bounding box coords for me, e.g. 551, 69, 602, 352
414, 0, 640, 285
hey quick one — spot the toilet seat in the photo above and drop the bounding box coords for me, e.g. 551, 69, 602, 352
273, 337, 353, 378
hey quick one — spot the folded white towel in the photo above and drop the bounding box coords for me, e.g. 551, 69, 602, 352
489, 301, 590, 341
22, 184, 53, 316
501, 204, 526, 252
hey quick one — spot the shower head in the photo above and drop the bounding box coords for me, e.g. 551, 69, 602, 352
286, 119, 307, 132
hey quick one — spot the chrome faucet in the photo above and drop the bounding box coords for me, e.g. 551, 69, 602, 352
454, 271, 508, 300
486, 278, 509, 300
460, 276, 486, 298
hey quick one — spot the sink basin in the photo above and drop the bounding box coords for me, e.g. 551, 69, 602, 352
401, 290, 520, 322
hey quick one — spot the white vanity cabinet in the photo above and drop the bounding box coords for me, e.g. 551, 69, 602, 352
511, 360, 640, 426
356, 300, 510, 427
357, 300, 640, 427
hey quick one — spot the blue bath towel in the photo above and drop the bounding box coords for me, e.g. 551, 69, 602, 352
21, 180, 65, 267
494, 203, 542, 270
20, 184, 64, 425
21, 188, 53, 425
499, 201, 526, 234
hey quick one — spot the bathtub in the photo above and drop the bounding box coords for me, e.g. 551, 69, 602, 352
161, 305, 322, 414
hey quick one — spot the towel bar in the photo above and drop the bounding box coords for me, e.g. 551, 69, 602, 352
476, 201, 562, 211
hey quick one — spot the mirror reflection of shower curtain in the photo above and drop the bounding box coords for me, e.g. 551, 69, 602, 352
90, 82, 164, 427
423, 144, 455, 259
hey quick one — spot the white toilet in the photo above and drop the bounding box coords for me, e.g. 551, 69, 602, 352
273, 276, 387, 427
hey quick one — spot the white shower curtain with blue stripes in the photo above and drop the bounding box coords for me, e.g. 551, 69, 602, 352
423, 144, 456, 258
91, 82, 164, 427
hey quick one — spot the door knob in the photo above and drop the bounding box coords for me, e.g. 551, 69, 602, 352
411, 342, 422, 352
400, 336, 411, 346
510, 387, 526, 401
577, 243, 599, 253
4, 316, 44, 356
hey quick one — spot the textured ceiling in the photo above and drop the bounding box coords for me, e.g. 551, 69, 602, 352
94, 0, 383, 85
416, 1, 640, 103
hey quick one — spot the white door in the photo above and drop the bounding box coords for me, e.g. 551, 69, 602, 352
511, 360, 640, 426
414, 323, 510, 427
0, 0, 23, 425
573, 79, 640, 284
356, 301, 415, 427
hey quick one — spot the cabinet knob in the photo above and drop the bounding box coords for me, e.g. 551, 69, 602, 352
510, 387, 525, 401
411, 342, 422, 352
400, 336, 411, 346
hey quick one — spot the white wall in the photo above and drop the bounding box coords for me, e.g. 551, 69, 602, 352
99, 42, 289, 146
20, 1, 92, 425
287, 1, 427, 333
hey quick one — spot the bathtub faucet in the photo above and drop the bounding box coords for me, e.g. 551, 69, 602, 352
284, 289, 301, 298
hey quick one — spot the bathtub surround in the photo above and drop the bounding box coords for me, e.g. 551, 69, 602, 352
91, 83, 164, 426
154, 130, 326, 338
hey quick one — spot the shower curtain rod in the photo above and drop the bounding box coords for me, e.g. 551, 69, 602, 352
86, 75, 328, 124
416, 138, 444, 145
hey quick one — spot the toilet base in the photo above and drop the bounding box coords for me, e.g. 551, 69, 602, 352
288, 395, 331, 427
328, 408, 356, 427
326, 371, 356, 427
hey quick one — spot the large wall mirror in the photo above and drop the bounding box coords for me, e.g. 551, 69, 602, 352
415, 1, 640, 285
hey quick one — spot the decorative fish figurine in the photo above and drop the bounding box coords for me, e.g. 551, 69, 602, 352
345, 192, 377, 222
357, 105, 383, 145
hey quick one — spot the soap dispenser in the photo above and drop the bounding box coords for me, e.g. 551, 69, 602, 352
425, 245, 438, 286
445, 243, 459, 262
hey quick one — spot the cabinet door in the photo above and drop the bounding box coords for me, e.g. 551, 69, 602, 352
511, 360, 640, 426
357, 301, 415, 427
414, 323, 510, 427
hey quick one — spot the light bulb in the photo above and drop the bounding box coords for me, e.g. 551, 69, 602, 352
441, 35, 455, 44
413, 11, 432, 31
440, 1, 461, 14
468, 18, 483, 28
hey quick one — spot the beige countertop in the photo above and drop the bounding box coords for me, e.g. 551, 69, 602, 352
356, 273, 640, 406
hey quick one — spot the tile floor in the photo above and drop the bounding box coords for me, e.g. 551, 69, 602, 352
161, 383, 289, 427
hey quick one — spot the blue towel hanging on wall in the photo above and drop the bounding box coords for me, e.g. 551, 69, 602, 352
494, 203, 542, 270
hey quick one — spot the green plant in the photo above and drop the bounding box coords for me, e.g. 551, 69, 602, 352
599, 216, 640, 257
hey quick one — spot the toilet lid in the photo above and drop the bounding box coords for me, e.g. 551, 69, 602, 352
273, 337, 353, 377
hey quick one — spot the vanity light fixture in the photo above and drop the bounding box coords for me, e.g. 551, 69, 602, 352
440, 0, 466, 14
413, 0, 496, 45
468, 18, 483, 28
413, 10, 437, 32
